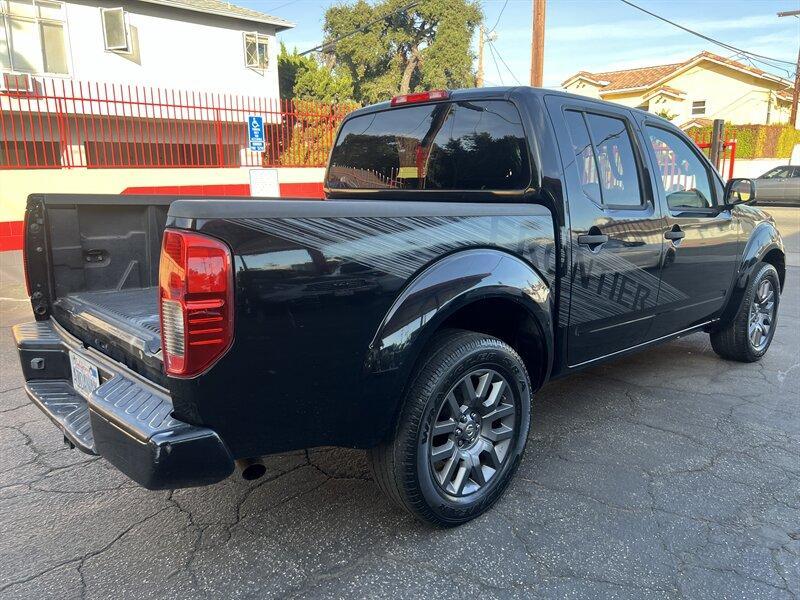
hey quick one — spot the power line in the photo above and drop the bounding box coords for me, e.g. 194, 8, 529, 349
619, 0, 796, 70
487, 42, 505, 85
299, 1, 419, 56
488, 40, 522, 85
488, 0, 509, 33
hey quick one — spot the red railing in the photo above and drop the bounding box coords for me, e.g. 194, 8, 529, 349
0, 75, 354, 170
690, 129, 737, 180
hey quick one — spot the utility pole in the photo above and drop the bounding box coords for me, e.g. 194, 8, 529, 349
530, 0, 546, 87
477, 24, 485, 87
778, 10, 800, 128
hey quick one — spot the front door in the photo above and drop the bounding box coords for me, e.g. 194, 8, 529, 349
547, 98, 665, 366
642, 124, 739, 337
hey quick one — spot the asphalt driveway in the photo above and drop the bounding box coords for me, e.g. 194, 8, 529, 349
1, 209, 798, 599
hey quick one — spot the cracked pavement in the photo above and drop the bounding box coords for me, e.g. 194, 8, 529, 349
1, 207, 798, 599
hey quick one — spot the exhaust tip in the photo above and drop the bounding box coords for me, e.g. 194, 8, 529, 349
236, 458, 267, 481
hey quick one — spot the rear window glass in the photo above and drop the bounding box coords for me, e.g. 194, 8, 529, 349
326, 100, 531, 191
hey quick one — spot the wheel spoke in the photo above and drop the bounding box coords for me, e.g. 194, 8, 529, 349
481, 379, 507, 412
475, 371, 492, 401
469, 454, 486, 486
482, 440, 502, 469
435, 446, 460, 484
459, 377, 478, 406
484, 424, 513, 443
433, 418, 457, 438
445, 391, 461, 418
451, 462, 469, 495
431, 440, 456, 464
484, 402, 514, 423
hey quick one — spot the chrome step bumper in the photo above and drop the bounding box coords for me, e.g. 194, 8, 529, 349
13, 320, 235, 489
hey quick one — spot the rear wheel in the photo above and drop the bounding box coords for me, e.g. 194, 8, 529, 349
710, 262, 780, 362
367, 330, 532, 527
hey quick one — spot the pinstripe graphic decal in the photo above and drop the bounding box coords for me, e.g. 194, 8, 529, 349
229, 215, 687, 328
229, 215, 554, 280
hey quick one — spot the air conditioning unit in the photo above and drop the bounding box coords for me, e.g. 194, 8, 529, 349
1, 72, 34, 93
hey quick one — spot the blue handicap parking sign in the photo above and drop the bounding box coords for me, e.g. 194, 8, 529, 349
248, 115, 265, 152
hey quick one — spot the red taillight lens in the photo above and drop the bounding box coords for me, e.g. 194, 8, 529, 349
390, 89, 449, 106
159, 229, 234, 377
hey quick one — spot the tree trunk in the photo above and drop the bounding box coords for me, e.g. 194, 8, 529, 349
399, 47, 419, 95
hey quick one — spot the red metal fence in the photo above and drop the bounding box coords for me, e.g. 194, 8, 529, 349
0, 75, 353, 170
690, 129, 737, 180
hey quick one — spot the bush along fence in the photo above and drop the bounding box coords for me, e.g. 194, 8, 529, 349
0, 75, 356, 170
690, 124, 800, 160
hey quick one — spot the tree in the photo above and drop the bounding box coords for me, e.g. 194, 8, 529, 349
278, 43, 354, 103
654, 108, 678, 121
322, 0, 482, 105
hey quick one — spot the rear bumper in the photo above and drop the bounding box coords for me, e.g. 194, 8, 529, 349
13, 319, 235, 489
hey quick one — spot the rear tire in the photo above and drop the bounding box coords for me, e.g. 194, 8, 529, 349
367, 330, 532, 527
710, 262, 780, 362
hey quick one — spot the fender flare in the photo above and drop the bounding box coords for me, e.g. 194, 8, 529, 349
736, 221, 785, 289
365, 248, 553, 391
718, 220, 785, 327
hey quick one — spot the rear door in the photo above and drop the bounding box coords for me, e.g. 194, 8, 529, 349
641, 123, 739, 336
546, 97, 665, 366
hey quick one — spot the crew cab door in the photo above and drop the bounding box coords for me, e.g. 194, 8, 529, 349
640, 123, 739, 337
546, 97, 664, 366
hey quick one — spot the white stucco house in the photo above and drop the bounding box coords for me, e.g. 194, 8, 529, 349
0, 0, 294, 96
562, 51, 796, 129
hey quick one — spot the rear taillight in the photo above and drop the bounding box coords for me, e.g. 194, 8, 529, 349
159, 229, 234, 377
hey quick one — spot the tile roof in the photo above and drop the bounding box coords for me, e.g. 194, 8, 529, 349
563, 51, 789, 95
137, 0, 295, 29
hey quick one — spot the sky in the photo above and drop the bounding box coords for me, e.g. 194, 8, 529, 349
251, 0, 799, 88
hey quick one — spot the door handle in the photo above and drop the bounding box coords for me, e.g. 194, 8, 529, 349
577, 234, 609, 249
664, 227, 685, 241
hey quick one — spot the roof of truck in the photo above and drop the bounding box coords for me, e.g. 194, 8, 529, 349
347, 86, 668, 126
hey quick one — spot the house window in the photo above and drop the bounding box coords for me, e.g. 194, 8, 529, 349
244, 32, 269, 70
101, 8, 130, 52
0, 0, 68, 74
692, 100, 706, 115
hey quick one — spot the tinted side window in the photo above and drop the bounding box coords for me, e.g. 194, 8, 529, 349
584, 113, 643, 207
647, 127, 714, 210
326, 100, 530, 191
564, 110, 602, 205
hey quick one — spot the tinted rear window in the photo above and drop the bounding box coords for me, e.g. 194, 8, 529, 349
326, 100, 531, 191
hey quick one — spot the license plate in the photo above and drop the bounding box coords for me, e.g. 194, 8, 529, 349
69, 351, 100, 400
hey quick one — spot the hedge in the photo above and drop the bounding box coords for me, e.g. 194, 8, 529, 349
690, 124, 800, 159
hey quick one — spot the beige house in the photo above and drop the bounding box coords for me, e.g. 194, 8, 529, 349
562, 51, 796, 128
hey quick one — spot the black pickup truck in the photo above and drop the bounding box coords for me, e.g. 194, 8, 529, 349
13, 87, 785, 526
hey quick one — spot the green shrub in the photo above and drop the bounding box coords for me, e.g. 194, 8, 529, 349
689, 124, 799, 159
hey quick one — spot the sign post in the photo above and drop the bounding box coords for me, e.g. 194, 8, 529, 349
247, 115, 265, 152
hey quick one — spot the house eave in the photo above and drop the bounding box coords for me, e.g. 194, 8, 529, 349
136, 0, 296, 30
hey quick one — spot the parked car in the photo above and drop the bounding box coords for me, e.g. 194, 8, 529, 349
754, 165, 800, 206
13, 88, 785, 526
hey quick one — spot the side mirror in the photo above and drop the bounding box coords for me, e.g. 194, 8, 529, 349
724, 178, 756, 206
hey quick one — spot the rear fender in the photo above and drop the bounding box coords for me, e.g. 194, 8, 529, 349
366, 248, 553, 392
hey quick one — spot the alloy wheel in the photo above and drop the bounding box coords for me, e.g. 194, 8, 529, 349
428, 369, 517, 497
749, 278, 776, 351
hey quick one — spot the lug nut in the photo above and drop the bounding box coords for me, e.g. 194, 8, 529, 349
460, 416, 468, 423
454, 429, 462, 438
471, 412, 477, 420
